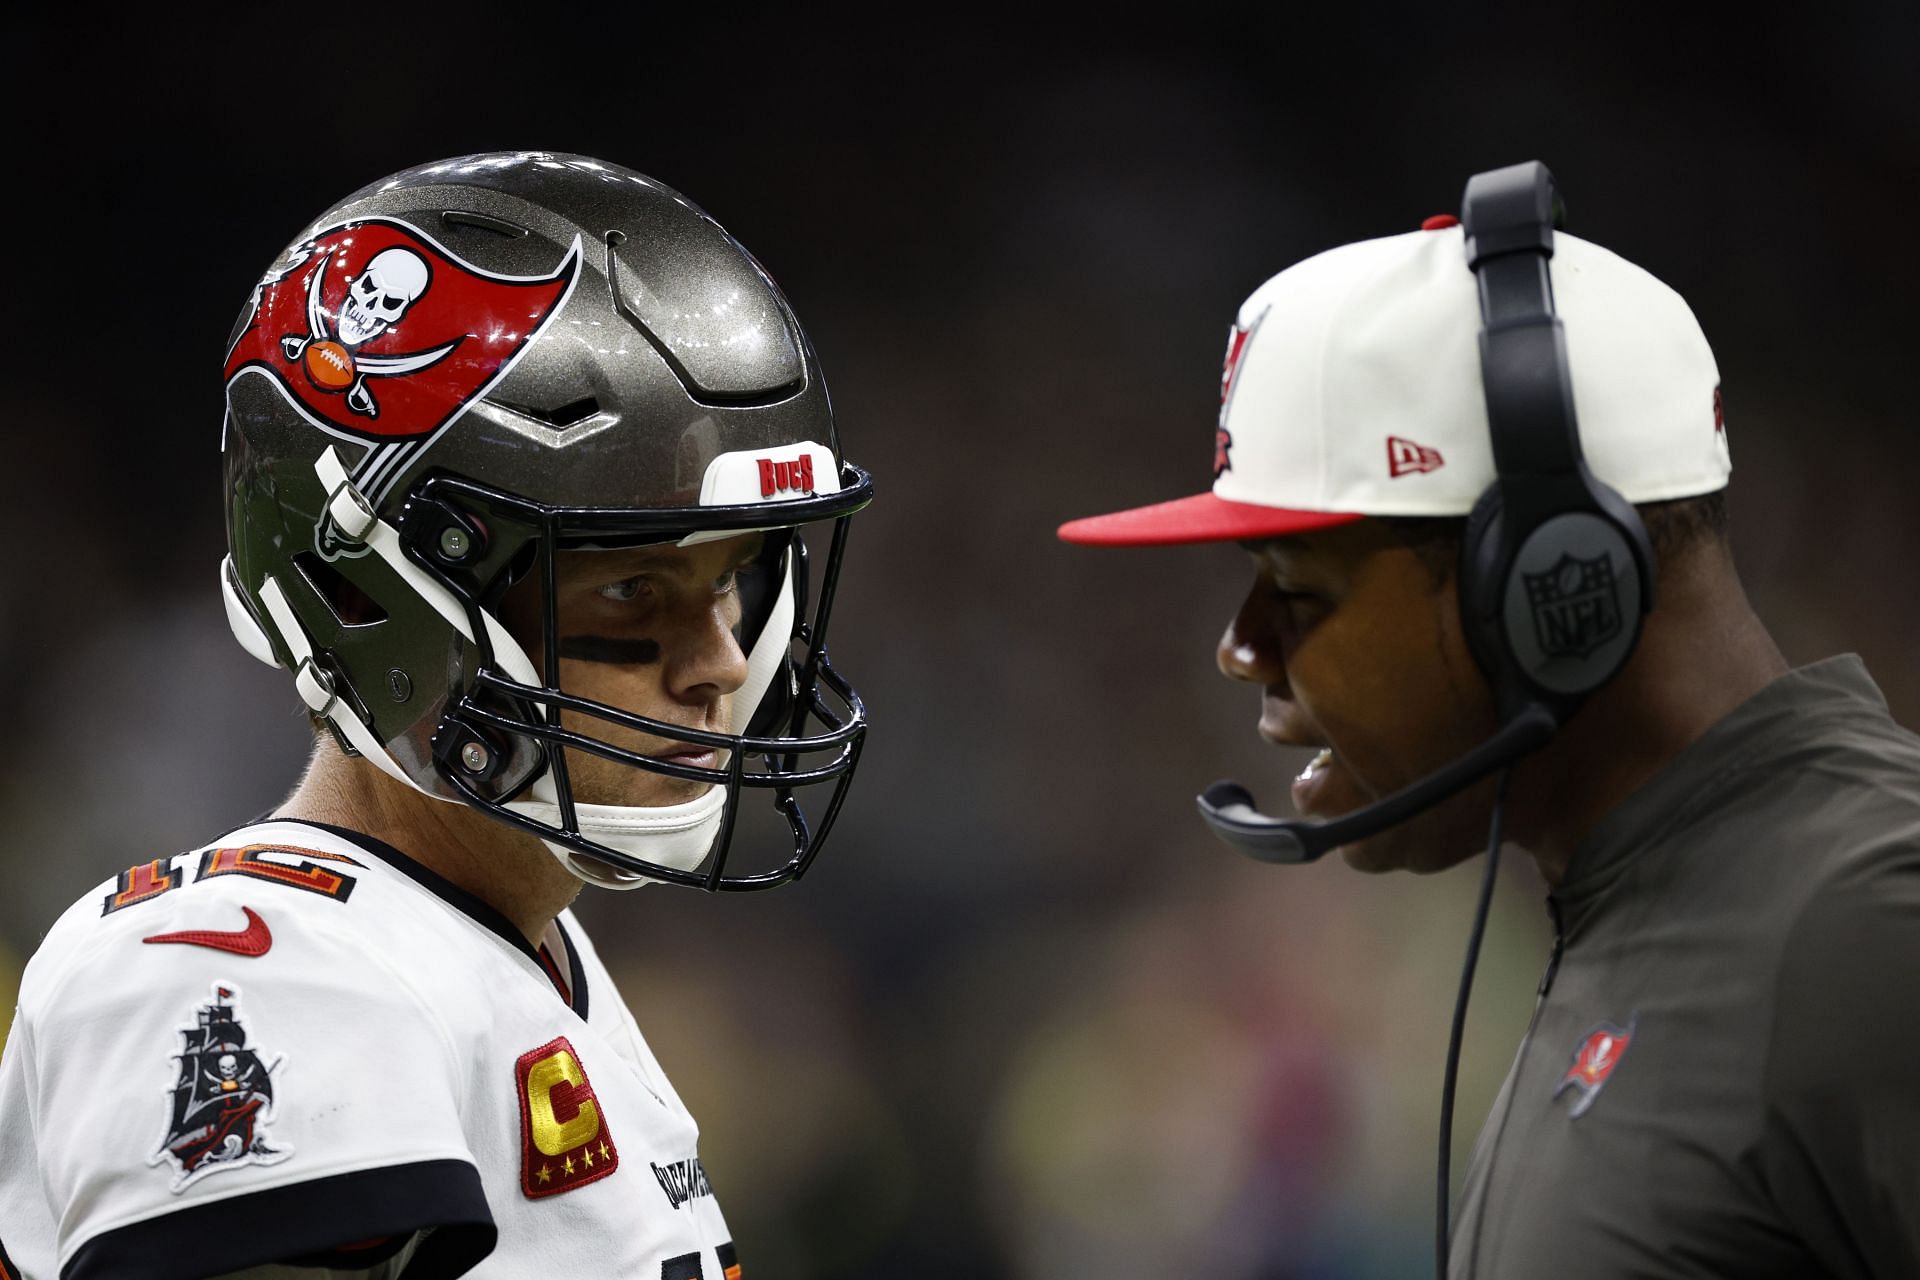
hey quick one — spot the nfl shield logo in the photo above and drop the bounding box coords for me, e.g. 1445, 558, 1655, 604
1523, 552, 1623, 662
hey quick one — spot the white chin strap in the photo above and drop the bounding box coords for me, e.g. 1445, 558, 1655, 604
504, 776, 727, 890
227, 446, 799, 892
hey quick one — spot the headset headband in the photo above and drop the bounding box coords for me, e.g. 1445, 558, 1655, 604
1461, 162, 1593, 534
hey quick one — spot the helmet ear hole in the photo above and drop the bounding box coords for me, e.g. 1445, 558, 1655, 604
292, 552, 389, 627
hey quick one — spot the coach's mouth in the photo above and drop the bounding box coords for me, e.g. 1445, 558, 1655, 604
1291, 745, 1370, 819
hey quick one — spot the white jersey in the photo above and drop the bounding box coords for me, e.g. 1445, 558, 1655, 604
0, 819, 740, 1280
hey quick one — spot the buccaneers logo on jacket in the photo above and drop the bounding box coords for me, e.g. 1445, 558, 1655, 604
224, 218, 579, 441
1554, 1019, 1634, 1119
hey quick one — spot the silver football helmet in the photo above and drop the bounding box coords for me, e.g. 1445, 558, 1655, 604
221, 152, 871, 890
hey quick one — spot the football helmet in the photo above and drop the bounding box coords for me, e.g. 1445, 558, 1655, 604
220, 152, 872, 891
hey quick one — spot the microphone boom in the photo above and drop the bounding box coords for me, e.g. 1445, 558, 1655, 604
1196, 704, 1557, 864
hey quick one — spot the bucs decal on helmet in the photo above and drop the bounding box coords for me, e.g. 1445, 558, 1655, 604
225, 218, 580, 442
150, 983, 291, 1192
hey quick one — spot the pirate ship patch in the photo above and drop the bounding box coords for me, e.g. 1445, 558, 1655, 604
149, 982, 291, 1192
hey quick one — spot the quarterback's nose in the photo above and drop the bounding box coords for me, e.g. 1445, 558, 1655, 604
663, 598, 750, 706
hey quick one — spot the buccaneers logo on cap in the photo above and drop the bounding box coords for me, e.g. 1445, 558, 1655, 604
225, 218, 579, 441
1215, 320, 1257, 479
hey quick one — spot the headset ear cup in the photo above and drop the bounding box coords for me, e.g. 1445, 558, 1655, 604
1588, 474, 1657, 617
1458, 485, 1509, 682
1504, 510, 1647, 699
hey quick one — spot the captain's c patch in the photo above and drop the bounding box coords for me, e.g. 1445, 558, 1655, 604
515, 1036, 619, 1198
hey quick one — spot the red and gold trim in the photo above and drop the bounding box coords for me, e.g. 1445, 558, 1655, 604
515, 1036, 619, 1199
101, 858, 183, 915
536, 943, 571, 1005
196, 845, 361, 901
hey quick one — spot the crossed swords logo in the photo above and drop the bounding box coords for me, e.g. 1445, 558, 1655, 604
279, 247, 457, 418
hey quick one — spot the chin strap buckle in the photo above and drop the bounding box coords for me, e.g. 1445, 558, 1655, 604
292, 655, 338, 717
314, 445, 376, 551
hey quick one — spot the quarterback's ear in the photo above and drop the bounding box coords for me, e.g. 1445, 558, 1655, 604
288, 552, 389, 628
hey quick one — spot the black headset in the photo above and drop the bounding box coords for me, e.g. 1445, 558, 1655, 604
1192, 162, 1655, 1279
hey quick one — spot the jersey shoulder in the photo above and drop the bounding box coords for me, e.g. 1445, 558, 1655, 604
6, 820, 498, 1279
26, 818, 496, 1006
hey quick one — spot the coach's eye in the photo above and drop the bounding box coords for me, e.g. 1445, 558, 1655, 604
1273, 586, 1329, 632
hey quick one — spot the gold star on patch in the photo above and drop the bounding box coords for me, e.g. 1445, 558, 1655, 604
582, 1148, 595, 1168
599, 1140, 611, 1162
537, 1165, 552, 1185
563, 1155, 575, 1176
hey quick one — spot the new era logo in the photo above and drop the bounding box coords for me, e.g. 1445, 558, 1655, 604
1387, 436, 1445, 478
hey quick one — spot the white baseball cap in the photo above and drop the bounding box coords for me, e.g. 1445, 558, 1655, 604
1058, 216, 1729, 546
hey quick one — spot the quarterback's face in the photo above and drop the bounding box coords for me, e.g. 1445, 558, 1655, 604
1218, 521, 1500, 873
502, 534, 764, 809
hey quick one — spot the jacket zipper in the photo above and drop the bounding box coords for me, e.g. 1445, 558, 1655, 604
1458, 895, 1566, 1276
1537, 896, 1565, 1001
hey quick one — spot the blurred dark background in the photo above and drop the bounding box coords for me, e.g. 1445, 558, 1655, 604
3, 10, 1915, 1277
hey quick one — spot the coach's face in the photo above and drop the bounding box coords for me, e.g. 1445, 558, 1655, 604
502, 534, 762, 809
1218, 521, 1500, 873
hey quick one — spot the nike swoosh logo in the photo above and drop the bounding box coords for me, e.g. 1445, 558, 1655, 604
142, 905, 273, 957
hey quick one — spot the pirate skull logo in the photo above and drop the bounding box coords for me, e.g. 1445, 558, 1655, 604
339, 248, 430, 344
279, 246, 457, 419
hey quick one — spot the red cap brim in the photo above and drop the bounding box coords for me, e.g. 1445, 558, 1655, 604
1056, 491, 1366, 547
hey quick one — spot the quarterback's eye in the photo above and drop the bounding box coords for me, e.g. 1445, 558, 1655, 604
597, 576, 655, 603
